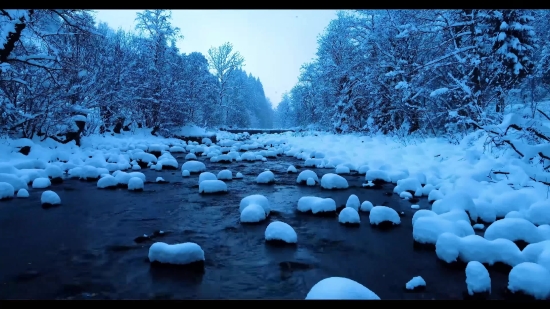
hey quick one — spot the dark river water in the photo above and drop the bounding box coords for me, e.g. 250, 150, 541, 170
0, 154, 511, 299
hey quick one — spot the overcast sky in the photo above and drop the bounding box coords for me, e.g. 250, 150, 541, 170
94, 10, 338, 107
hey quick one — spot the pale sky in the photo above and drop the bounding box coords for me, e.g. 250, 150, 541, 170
93, 10, 338, 107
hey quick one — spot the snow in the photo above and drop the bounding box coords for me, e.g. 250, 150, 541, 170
185, 153, 197, 160
305, 277, 380, 300
287, 165, 297, 173
156, 177, 166, 183
41, 190, 60, 205
181, 161, 206, 174
320, 173, 349, 189
239, 194, 270, 215
484, 218, 546, 244
296, 170, 319, 184
0, 173, 28, 191
413, 215, 474, 245
508, 262, 550, 299
182, 170, 190, 177
32, 177, 51, 189
198, 180, 227, 194
346, 194, 360, 211
148, 242, 205, 266
339, 207, 360, 224
0, 182, 15, 199
256, 170, 275, 184
297, 196, 337, 214
198, 172, 217, 184
240, 204, 267, 223
465, 261, 491, 295
527, 201, 550, 226
217, 169, 232, 180
306, 178, 315, 186
369, 206, 401, 226
128, 177, 144, 191
360, 201, 373, 212
235, 172, 244, 179
405, 276, 426, 290
411, 205, 420, 209
16, 188, 29, 198
435, 233, 524, 267
335, 164, 350, 174
97, 175, 118, 188
265, 221, 297, 243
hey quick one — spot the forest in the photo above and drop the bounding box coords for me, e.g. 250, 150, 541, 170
2, 9, 550, 149
0, 9, 274, 142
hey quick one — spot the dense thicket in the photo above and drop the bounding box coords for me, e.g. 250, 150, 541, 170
0, 9, 274, 141
275, 10, 550, 141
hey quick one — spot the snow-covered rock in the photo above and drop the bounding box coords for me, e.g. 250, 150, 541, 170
413, 216, 474, 246
465, 261, 491, 296
0, 182, 14, 200
360, 201, 373, 212
182, 170, 190, 177
297, 196, 337, 214
256, 171, 275, 184
369, 206, 400, 227
235, 172, 244, 179
287, 165, 297, 173
185, 153, 197, 160
305, 277, 380, 300
346, 194, 360, 211
148, 242, 205, 267
320, 173, 348, 189
240, 204, 267, 223
217, 169, 232, 180
239, 194, 270, 216
41, 190, 61, 207
128, 177, 144, 191
181, 161, 206, 174
16, 188, 29, 198
97, 175, 118, 189
508, 262, 550, 300
265, 221, 297, 244
199, 180, 227, 194
198, 172, 217, 184
297, 170, 318, 184
32, 177, 51, 189
339, 207, 360, 225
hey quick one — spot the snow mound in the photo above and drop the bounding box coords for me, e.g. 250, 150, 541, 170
199, 180, 227, 194
0, 182, 14, 199
320, 173, 348, 189
339, 207, 360, 225
185, 153, 197, 160
296, 170, 319, 184
435, 233, 524, 267
305, 277, 380, 300
484, 218, 546, 244
41, 190, 61, 206
335, 164, 350, 174
265, 221, 297, 244
297, 196, 337, 214
0, 173, 28, 191
256, 170, 275, 184
97, 175, 118, 189
508, 262, 550, 300
369, 206, 400, 226
239, 194, 270, 215
199, 172, 217, 184
346, 194, 360, 211
32, 177, 51, 189
128, 177, 144, 191
431, 191, 478, 222
360, 201, 373, 212
148, 242, 205, 266
240, 204, 267, 223
182, 170, 190, 177
366, 170, 391, 183
287, 165, 297, 173
465, 261, 491, 296
235, 172, 243, 179
17, 188, 29, 198
181, 161, 206, 174
413, 215, 474, 245
217, 169, 232, 180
